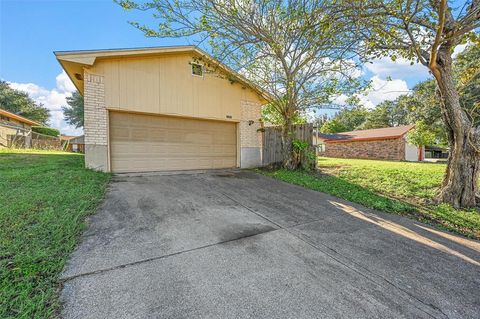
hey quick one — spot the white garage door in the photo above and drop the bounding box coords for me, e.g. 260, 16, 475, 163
109, 112, 237, 172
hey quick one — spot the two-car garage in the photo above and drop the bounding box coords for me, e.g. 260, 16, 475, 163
109, 112, 237, 173
56, 46, 266, 173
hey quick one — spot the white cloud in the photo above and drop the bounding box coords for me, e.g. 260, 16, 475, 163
452, 43, 468, 58
56, 71, 76, 93
357, 75, 410, 109
8, 71, 82, 136
363, 43, 468, 81
364, 57, 430, 80
331, 94, 349, 106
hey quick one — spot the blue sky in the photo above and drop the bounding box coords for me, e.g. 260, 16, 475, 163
1, 0, 186, 88
1, 0, 440, 134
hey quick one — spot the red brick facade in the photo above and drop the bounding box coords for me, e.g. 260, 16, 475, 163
324, 137, 406, 161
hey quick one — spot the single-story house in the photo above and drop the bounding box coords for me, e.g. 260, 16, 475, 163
55, 46, 269, 173
65, 135, 85, 153
315, 125, 425, 161
0, 108, 40, 147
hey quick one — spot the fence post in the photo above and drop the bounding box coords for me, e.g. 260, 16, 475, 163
26, 130, 32, 148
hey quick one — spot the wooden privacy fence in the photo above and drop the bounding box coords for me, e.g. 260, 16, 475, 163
7, 131, 63, 150
262, 123, 313, 166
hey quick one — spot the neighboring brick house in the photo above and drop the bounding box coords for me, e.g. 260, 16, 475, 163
0, 108, 40, 148
315, 125, 423, 161
56, 46, 269, 173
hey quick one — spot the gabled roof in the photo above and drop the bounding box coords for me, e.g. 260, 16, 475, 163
318, 125, 415, 143
54, 45, 272, 103
0, 108, 40, 126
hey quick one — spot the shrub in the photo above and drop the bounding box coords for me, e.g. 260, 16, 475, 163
32, 126, 60, 137
292, 138, 315, 170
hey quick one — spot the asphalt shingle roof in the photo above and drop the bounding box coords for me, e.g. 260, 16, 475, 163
317, 125, 415, 143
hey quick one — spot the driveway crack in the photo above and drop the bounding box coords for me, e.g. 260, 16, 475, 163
60, 227, 279, 283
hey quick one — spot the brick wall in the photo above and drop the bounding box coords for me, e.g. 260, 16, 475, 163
84, 72, 107, 146
240, 100, 262, 148
324, 137, 406, 161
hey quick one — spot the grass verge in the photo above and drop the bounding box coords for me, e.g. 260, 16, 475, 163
259, 158, 480, 239
0, 149, 110, 318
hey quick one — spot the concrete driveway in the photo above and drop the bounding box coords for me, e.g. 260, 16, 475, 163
60, 170, 480, 319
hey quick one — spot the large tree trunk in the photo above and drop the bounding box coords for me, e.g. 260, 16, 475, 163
438, 136, 479, 208
281, 119, 296, 169
431, 47, 480, 208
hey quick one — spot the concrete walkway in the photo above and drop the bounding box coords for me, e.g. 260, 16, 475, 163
60, 171, 480, 319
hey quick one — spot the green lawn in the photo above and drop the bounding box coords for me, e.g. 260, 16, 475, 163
318, 157, 445, 204
0, 149, 110, 318
260, 157, 480, 239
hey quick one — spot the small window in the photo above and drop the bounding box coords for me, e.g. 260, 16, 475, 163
191, 63, 203, 76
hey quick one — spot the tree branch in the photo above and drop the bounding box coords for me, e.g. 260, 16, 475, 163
429, 0, 447, 70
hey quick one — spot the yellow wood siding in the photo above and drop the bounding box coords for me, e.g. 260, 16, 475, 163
90, 53, 262, 122
109, 111, 237, 172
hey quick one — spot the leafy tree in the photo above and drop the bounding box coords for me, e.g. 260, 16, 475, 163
455, 44, 480, 123
0, 81, 49, 125
396, 81, 448, 146
399, 81, 441, 125
117, 0, 363, 169
362, 100, 409, 129
407, 121, 438, 147
321, 106, 368, 132
320, 118, 350, 133
345, 0, 480, 208
261, 103, 306, 126
62, 91, 84, 128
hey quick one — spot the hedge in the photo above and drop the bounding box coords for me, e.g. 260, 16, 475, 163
32, 126, 60, 137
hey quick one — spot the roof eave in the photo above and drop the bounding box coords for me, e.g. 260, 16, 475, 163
53, 45, 197, 58
0, 109, 41, 126
54, 45, 273, 103
55, 59, 85, 94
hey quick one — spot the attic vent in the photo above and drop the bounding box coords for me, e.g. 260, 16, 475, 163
191, 63, 203, 76
74, 73, 83, 81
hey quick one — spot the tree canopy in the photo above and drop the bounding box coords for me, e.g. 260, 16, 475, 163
320, 106, 368, 133
62, 91, 84, 128
407, 121, 438, 147
0, 81, 49, 125
455, 44, 480, 124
